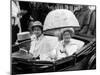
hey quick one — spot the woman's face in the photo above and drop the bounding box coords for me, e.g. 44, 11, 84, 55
32, 26, 42, 38
63, 31, 71, 42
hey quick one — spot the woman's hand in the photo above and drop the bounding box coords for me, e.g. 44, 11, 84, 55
60, 48, 68, 56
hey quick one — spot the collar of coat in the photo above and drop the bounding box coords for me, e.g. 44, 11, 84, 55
31, 34, 44, 41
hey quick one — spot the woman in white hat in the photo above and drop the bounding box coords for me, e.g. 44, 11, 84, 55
49, 28, 84, 60
29, 21, 52, 60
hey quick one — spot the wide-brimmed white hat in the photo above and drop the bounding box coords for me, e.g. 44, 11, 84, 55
43, 9, 80, 31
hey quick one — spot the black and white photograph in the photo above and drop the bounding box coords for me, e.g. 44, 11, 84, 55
11, 0, 96, 75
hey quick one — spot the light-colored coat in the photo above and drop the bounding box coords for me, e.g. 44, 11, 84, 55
50, 38, 85, 60
29, 35, 53, 60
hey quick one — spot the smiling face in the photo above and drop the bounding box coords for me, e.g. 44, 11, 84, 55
63, 31, 71, 42
32, 26, 42, 38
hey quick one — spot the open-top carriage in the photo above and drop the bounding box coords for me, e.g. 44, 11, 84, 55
12, 34, 96, 74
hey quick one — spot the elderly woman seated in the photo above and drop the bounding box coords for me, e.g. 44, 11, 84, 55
49, 28, 85, 60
